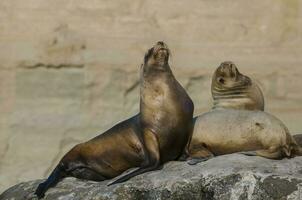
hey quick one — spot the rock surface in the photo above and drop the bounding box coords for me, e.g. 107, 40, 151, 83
1, 154, 302, 200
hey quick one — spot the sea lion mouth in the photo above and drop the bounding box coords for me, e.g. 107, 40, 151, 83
144, 41, 170, 66
154, 48, 169, 62
219, 61, 239, 79
153, 41, 169, 61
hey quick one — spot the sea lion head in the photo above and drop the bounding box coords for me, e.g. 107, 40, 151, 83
212, 61, 264, 111
213, 61, 251, 89
144, 41, 170, 69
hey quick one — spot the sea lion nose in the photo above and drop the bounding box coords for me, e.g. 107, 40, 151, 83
157, 49, 166, 56
157, 41, 164, 46
229, 63, 235, 71
220, 61, 231, 72
221, 61, 232, 68
226, 62, 234, 67
225, 62, 236, 72
156, 41, 168, 49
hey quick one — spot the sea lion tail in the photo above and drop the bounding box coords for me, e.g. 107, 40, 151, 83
35, 163, 65, 199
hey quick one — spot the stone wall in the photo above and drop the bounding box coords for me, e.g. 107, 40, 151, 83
0, 0, 302, 192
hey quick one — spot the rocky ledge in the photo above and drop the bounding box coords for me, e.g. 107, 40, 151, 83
1, 154, 302, 200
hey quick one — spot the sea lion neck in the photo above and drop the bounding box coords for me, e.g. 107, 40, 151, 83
142, 63, 173, 78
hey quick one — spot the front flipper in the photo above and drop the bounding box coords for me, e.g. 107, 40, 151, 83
108, 130, 160, 186
179, 122, 194, 161
185, 143, 214, 165
187, 155, 214, 165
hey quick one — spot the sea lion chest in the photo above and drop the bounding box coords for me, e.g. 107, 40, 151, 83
140, 73, 193, 160
141, 75, 190, 129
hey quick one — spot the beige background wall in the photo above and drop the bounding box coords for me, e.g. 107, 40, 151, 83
0, 0, 302, 192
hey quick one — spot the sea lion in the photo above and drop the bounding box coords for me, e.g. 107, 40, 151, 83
212, 61, 264, 111
189, 109, 302, 164
186, 62, 301, 164
35, 41, 194, 198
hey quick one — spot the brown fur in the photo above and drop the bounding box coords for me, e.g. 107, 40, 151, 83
187, 62, 300, 164
189, 109, 302, 162
293, 134, 302, 147
35, 41, 194, 198
212, 61, 264, 111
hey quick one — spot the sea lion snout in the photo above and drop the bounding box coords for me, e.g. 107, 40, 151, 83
219, 61, 238, 78
155, 41, 168, 48
156, 41, 165, 46
153, 41, 169, 59
219, 62, 252, 85
212, 61, 263, 111
221, 61, 235, 67
155, 48, 169, 60
145, 41, 170, 66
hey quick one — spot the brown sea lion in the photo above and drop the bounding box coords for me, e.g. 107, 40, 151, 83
188, 109, 302, 165
35, 41, 194, 198
212, 61, 264, 111
187, 62, 301, 165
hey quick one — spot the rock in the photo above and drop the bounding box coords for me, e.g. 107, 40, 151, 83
1, 154, 302, 200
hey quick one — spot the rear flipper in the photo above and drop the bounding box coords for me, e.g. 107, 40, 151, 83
239, 148, 282, 159
35, 164, 108, 198
35, 164, 65, 199
108, 130, 160, 186
107, 164, 162, 186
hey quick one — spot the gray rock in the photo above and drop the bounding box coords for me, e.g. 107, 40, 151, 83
1, 154, 302, 200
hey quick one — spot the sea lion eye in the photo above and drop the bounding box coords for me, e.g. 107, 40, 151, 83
217, 77, 225, 84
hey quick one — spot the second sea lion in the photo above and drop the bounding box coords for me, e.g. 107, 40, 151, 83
186, 62, 300, 164
189, 109, 302, 164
